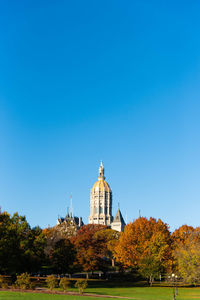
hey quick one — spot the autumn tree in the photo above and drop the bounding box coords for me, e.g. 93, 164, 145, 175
50, 238, 76, 274
137, 255, 161, 285
0, 211, 20, 274
0, 211, 46, 275
175, 237, 200, 284
43, 223, 77, 257
43, 227, 64, 258
114, 217, 172, 284
94, 228, 120, 262
172, 225, 200, 281
171, 225, 200, 273
71, 224, 119, 276
172, 225, 197, 247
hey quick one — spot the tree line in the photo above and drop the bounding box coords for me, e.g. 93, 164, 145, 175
1, 210, 200, 284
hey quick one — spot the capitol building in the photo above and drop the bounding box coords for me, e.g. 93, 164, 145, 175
89, 161, 125, 232
57, 161, 125, 232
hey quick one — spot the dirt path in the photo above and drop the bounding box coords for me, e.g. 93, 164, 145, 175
0, 288, 137, 299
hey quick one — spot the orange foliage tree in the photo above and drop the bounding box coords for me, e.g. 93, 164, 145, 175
114, 217, 172, 284
172, 225, 200, 247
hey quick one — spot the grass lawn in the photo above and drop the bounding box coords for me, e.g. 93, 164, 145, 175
1, 287, 200, 300
0, 291, 114, 300
87, 286, 200, 299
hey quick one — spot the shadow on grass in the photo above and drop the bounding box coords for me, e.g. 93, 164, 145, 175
86, 280, 149, 289
85, 280, 200, 291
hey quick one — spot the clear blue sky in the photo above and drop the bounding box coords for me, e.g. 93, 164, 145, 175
1, 0, 200, 232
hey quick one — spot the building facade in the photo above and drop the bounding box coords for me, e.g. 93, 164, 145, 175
56, 210, 84, 236
89, 161, 113, 225
89, 161, 125, 232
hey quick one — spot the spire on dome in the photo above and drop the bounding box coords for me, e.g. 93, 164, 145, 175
98, 160, 105, 180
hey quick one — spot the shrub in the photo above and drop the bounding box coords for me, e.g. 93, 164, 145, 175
11, 284, 16, 290
74, 279, 88, 295
59, 277, 70, 291
0, 276, 8, 289
15, 273, 32, 290
2, 283, 8, 289
0, 277, 4, 288
46, 275, 57, 290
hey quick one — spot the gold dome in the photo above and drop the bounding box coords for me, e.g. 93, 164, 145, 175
91, 161, 112, 193
91, 179, 111, 193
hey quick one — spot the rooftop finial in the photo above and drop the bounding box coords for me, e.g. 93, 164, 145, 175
98, 160, 105, 180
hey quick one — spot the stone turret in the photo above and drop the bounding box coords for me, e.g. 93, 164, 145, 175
111, 208, 126, 232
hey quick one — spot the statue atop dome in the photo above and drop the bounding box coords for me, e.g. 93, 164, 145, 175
98, 160, 105, 180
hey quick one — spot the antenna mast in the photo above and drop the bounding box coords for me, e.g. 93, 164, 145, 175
70, 193, 73, 217
125, 212, 128, 224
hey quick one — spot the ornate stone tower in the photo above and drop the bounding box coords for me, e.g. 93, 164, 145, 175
89, 161, 113, 225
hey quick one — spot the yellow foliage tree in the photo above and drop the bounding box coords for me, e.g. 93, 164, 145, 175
175, 237, 200, 284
